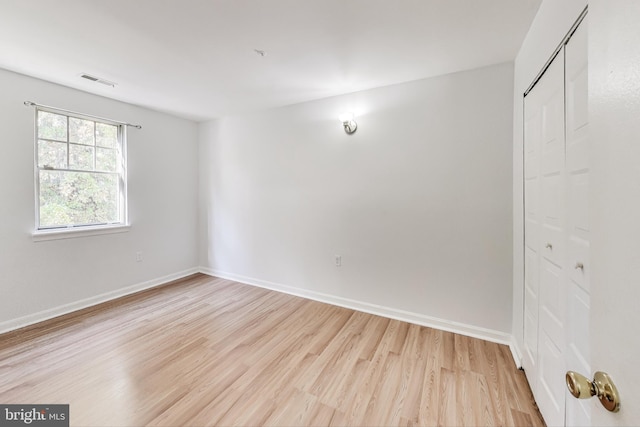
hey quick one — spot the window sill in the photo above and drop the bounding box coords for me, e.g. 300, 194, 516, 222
32, 224, 131, 242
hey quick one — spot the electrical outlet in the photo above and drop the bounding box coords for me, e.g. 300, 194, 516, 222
136, 251, 143, 262
335, 255, 342, 267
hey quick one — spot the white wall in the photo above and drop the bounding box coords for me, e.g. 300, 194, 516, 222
199, 62, 515, 340
511, 0, 587, 358
0, 68, 199, 331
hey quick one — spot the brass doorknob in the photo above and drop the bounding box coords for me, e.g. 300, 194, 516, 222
566, 371, 596, 398
566, 371, 620, 412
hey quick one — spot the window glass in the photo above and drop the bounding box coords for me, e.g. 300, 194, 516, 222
35, 108, 126, 229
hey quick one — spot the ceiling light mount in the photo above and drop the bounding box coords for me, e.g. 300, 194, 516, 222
339, 112, 357, 134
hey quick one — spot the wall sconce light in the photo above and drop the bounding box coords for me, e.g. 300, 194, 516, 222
339, 112, 357, 134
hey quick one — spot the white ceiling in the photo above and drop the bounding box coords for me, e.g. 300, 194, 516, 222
0, 0, 541, 122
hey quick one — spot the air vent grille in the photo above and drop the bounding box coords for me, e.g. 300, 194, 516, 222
80, 73, 116, 87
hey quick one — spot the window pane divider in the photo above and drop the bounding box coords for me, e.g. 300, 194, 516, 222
68, 141, 96, 147
37, 137, 67, 144
38, 167, 118, 175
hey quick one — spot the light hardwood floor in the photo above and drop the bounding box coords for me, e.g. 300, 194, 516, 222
0, 274, 545, 426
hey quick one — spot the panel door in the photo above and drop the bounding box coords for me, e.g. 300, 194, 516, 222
522, 69, 543, 387
564, 18, 592, 427
524, 48, 567, 427
537, 49, 568, 427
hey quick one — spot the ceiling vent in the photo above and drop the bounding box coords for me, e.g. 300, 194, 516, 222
80, 73, 116, 87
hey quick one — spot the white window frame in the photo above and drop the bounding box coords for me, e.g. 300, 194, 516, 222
33, 106, 129, 241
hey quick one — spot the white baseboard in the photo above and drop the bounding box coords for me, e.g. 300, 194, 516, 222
199, 267, 512, 346
0, 267, 200, 335
2, 266, 522, 368
509, 337, 523, 369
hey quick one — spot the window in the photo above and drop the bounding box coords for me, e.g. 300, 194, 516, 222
35, 107, 127, 231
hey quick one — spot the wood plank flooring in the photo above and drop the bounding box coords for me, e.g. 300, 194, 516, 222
0, 274, 545, 426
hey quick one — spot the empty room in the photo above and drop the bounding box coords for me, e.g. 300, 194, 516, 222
1, 1, 639, 426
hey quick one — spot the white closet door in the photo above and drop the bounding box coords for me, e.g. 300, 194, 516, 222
522, 61, 543, 389
538, 48, 568, 427
564, 17, 591, 427
524, 49, 567, 427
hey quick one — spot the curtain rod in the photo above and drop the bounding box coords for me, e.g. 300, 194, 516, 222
24, 101, 142, 129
